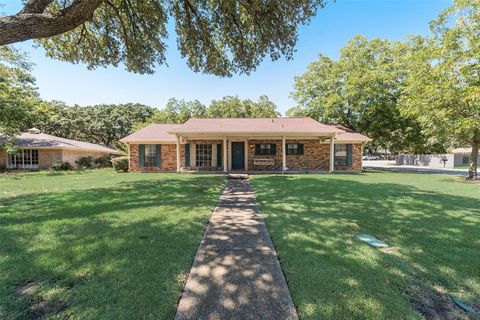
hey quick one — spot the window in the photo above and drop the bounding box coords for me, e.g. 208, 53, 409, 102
255, 143, 276, 155
196, 144, 212, 167
287, 143, 304, 155
462, 156, 469, 164
144, 144, 156, 166
7, 149, 39, 169
334, 144, 348, 166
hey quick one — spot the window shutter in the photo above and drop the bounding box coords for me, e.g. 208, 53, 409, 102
217, 144, 222, 167
185, 144, 190, 166
139, 144, 145, 167
156, 144, 161, 166
271, 144, 276, 155
255, 144, 261, 156
298, 143, 304, 155
347, 144, 353, 166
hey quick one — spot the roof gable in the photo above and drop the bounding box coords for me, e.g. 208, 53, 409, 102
120, 124, 179, 142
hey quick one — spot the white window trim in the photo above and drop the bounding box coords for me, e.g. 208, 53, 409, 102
7, 149, 39, 169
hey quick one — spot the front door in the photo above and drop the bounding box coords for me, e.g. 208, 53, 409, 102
231, 142, 245, 170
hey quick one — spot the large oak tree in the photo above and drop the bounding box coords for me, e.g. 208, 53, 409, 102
0, 0, 324, 75
288, 36, 430, 154
400, 0, 480, 179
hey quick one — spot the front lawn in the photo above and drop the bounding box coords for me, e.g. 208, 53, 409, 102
251, 172, 479, 320
0, 170, 224, 320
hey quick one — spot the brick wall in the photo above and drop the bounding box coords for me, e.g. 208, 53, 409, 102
61, 150, 110, 168
127, 141, 364, 172
128, 143, 179, 172
0, 148, 113, 170
247, 140, 283, 170
285, 140, 330, 171
39, 149, 63, 169
0, 150, 6, 169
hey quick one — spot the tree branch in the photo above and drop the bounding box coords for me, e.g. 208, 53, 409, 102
0, 0, 104, 46
20, 0, 54, 14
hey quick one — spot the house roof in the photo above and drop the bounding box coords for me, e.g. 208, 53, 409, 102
331, 125, 372, 142
3, 129, 122, 154
120, 124, 179, 143
120, 118, 371, 143
168, 118, 344, 135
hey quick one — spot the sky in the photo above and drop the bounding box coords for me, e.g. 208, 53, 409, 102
2, 0, 451, 115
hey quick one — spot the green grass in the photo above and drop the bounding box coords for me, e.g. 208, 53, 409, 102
0, 169, 225, 320
251, 172, 480, 320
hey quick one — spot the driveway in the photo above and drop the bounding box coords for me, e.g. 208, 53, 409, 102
363, 160, 468, 176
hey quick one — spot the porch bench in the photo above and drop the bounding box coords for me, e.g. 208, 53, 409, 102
253, 158, 275, 166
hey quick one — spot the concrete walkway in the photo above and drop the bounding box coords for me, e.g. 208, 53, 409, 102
175, 177, 298, 320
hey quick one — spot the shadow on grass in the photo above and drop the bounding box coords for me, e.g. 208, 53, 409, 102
0, 175, 224, 320
251, 175, 479, 320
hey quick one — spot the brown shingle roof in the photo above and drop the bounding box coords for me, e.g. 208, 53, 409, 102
120, 124, 179, 143
331, 125, 371, 142
119, 118, 371, 143
7, 131, 123, 154
169, 117, 343, 134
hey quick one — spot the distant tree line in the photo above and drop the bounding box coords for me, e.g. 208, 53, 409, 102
0, 48, 280, 150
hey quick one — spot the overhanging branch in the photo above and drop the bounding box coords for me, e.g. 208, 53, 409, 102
0, 0, 104, 46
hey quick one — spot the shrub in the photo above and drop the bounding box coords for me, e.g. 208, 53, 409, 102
112, 156, 129, 172
76, 156, 94, 169
50, 161, 73, 171
95, 155, 112, 168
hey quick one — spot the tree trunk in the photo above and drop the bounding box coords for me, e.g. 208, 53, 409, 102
468, 135, 479, 180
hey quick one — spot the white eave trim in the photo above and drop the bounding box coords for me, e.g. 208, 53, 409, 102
167, 131, 340, 137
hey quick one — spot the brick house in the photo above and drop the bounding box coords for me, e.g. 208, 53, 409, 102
0, 128, 122, 170
120, 118, 370, 173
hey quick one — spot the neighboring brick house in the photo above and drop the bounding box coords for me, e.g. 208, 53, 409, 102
120, 118, 370, 173
0, 128, 122, 170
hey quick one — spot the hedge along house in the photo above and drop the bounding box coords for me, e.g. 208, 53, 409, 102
120, 118, 370, 173
0, 128, 123, 170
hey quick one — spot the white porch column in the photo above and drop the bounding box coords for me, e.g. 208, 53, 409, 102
223, 137, 227, 172
329, 134, 335, 173
282, 136, 287, 171
176, 135, 181, 172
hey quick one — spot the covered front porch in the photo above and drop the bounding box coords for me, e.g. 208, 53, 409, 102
175, 135, 337, 173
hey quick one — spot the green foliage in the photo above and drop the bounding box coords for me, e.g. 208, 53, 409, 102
289, 36, 429, 154
0, 46, 39, 143
30, 102, 155, 148
94, 156, 113, 168
34, 0, 325, 75
75, 156, 94, 169
50, 161, 73, 171
111, 156, 129, 172
135, 95, 281, 130
400, 0, 480, 178
207, 95, 281, 118
149, 98, 207, 124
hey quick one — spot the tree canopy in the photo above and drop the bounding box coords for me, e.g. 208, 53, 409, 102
0, 46, 38, 145
0, 0, 324, 75
400, 0, 480, 179
288, 35, 433, 154
207, 95, 280, 118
